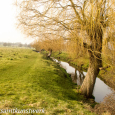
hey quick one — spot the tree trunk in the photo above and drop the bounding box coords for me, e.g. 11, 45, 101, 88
47, 49, 52, 58
80, 24, 103, 97
80, 50, 102, 97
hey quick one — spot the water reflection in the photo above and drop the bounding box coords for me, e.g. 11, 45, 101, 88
52, 57, 114, 103
93, 78, 113, 103
71, 70, 85, 85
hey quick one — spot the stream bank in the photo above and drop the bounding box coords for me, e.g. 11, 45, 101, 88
51, 52, 115, 91
41, 51, 115, 114
51, 57, 115, 103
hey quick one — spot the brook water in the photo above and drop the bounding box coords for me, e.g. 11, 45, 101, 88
52, 58, 114, 103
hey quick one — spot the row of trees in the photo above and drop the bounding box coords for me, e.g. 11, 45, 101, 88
0, 42, 31, 48
31, 37, 64, 52
16, 0, 115, 97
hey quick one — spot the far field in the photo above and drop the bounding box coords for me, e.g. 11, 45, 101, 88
0, 47, 97, 115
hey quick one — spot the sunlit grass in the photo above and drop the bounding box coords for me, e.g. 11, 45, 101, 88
0, 47, 96, 114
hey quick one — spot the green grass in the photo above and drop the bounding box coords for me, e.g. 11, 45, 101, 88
51, 51, 69, 61
0, 47, 96, 115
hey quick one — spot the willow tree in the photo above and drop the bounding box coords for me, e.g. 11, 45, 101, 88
31, 36, 64, 56
16, 0, 115, 97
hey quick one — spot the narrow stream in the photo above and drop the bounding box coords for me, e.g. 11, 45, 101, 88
52, 58, 114, 103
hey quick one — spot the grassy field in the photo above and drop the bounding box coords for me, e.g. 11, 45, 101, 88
0, 47, 97, 115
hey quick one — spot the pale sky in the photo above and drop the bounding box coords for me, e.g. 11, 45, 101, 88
0, 0, 33, 44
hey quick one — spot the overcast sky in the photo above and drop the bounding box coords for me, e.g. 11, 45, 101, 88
0, 0, 33, 44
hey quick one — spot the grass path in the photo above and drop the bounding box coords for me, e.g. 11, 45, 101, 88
0, 47, 96, 115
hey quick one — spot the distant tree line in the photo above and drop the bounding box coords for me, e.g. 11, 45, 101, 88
0, 42, 31, 48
